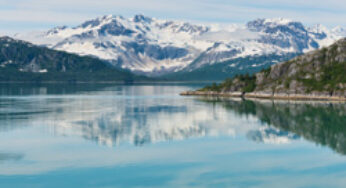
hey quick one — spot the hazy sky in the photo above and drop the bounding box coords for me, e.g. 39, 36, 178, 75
0, 0, 345, 34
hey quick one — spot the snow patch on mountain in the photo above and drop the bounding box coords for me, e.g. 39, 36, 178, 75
14, 15, 346, 75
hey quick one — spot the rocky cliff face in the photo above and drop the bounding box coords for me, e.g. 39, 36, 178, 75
198, 38, 346, 99
254, 38, 346, 97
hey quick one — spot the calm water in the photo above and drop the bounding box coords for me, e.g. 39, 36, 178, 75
0, 84, 346, 188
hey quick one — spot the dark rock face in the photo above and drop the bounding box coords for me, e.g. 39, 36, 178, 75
159, 21, 209, 34
121, 42, 189, 60
80, 18, 103, 28
247, 19, 324, 52
247, 19, 306, 33
133, 14, 153, 23
311, 32, 327, 40
72, 31, 96, 39
46, 26, 68, 35
99, 21, 135, 36
77, 16, 136, 37
93, 41, 117, 49
187, 45, 242, 70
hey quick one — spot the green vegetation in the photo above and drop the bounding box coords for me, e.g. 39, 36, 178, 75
240, 74, 257, 92
199, 82, 223, 92
261, 66, 271, 78
0, 67, 142, 83
198, 38, 346, 96
299, 61, 346, 92
200, 74, 257, 93
0, 37, 148, 82
296, 42, 346, 93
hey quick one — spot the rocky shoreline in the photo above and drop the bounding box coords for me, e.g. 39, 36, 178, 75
180, 91, 346, 101
182, 38, 346, 102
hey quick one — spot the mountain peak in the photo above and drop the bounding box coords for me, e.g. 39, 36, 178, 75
246, 18, 304, 33
77, 14, 124, 29
133, 14, 153, 23
46, 25, 68, 35
0, 36, 25, 44
263, 18, 294, 25
247, 18, 297, 26
14, 15, 345, 76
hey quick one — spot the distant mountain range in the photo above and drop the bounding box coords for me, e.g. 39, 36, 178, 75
0, 36, 146, 82
13, 14, 345, 80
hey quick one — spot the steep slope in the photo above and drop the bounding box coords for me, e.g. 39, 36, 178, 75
16, 15, 209, 75
186, 38, 346, 100
15, 15, 346, 77
0, 36, 146, 82
162, 53, 299, 81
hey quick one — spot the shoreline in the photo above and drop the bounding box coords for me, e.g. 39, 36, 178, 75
180, 91, 346, 101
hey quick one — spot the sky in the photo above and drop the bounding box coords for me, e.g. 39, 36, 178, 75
0, 0, 345, 35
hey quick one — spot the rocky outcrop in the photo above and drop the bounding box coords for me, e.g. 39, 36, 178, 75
253, 38, 346, 97
183, 38, 346, 100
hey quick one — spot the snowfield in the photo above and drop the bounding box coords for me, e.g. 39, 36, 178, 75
15, 15, 346, 76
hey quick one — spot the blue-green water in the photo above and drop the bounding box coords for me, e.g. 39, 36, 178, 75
0, 84, 346, 188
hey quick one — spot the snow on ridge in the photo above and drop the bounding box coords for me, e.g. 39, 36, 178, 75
332, 26, 346, 36
263, 17, 294, 25
13, 14, 346, 75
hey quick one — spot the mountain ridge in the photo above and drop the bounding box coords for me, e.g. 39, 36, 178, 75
14, 15, 346, 78
0, 36, 147, 82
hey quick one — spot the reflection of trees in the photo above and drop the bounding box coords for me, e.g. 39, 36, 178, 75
202, 98, 346, 155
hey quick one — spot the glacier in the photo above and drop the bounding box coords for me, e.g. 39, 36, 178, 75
14, 14, 346, 76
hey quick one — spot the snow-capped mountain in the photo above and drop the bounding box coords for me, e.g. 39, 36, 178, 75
15, 15, 346, 76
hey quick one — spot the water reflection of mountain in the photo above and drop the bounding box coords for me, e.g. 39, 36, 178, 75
204, 99, 346, 155
5, 84, 340, 149
56, 98, 298, 147
1, 84, 219, 145
74, 108, 204, 146
247, 127, 299, 144
60, 103, 234, 146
